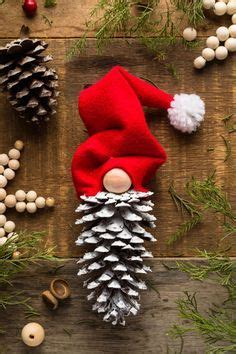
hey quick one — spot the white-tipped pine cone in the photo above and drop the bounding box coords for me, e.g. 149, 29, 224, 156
75, 190, 156, 326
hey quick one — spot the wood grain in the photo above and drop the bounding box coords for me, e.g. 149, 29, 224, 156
0, 259, 229, 354
0, 38, 235, 257
0, 0, 232, 38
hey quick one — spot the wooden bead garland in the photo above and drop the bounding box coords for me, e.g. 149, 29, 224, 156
0, 141, 55, 244
194, 1, 236, 69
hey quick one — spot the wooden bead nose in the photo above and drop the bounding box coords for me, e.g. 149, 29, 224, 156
103, 168, 132, 194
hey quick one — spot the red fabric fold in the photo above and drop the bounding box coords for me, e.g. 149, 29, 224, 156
72, 66, 173, 197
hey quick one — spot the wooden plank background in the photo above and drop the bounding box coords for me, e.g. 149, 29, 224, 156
0, 1, 235, 353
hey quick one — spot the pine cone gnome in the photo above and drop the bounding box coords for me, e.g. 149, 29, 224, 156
0, 26, 59, 124
72, 66, 205, 325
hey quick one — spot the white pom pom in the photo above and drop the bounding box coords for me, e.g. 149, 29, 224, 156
167, 94, 205, 133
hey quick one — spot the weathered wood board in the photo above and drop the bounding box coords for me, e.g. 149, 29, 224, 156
0, 260, 229, 354
0, 38, 235, 257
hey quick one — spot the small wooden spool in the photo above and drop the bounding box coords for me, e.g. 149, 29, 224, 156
41, 290, 58, 310
103, 168, 132, 194
49, 278, 71, 300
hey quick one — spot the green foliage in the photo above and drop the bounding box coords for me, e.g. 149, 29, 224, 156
67, 0, 204, 59
168, 174, 236, 244
44, 0, 57, 8
171, 291, 236, 354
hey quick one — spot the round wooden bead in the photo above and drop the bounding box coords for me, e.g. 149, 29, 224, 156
8, 148, 20, 160
26, 191, 37, 202
227, 1, 236, 14
4, 168, 15, 180
225, 37, 236, 51
26, 202, 37, 213
5, 194, 16, 208
0, 215, 6, 227
46, 197, 55, 207
0, 175, 7, 188
215, 46, 228, 59
193, 56, 206, 69
203, 0, 215, 9
202, 48, 215, 61
15, 190, 26, 201
0, 166, 4, 174
8, 159, 20, 170
0, 188, 7, 201
35, 197, 46, 208
232, 13, 236, 23
0, 236, 7, 246
4, 221, 15, 233
0, 154, 9, 166
229, 24, 236, 37
21, 322, 45, 347
183, 27, 197, 41
0, 202, 6, 214
12, 250, 21, 259
216, 26, 229, 41
206, 36, 219, 49
214, 1, 227, 15
0, 228, 5, 237
103, 168, 132, 194
16, 202, 26, 213
14, 140, 24, 151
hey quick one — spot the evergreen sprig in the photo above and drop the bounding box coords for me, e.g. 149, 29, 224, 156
168, 174, 236, 245
67, 0, 204, 59
171, 291, 236, 354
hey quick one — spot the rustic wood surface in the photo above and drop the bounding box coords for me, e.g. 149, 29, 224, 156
0, 260, 229, 354
0, 1, 235, 353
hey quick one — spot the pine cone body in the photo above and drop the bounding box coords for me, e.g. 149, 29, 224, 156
0, 38, 59, 124
76, 190, 156, 326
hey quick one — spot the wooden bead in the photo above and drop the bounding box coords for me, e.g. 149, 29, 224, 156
214, 1, 227, 15
26, 202, 37, 213
0, 202, 6, 214
232, 13, 236, 23
16, 202, 26, 213
12, 250, 21, 259
26, 191, 37, 202
35, 197, 46, 208
0, 188, 7, 201
0, 228, 5, 237
8, 159, 20, 170
183, 27, 197, 41
225, 37, 236, 51
206, 36, 219, 49
229, 24, 236, 37
194, 56, 206, 69
227, 1, 236, 14
14, 140, 24, 151
202, 48, 215, 61
0, 154, 9, 166
0, 175, 7, 188
216, 26, 229, 41
0, 215, 6, 227
0, 236, 7, 246
203, 0, 215, 9
21, 322, 45, 347
215, 46, 228, 59
0, 166, 4, 174
15, 190, 26, 201
49, 278, 71, 300
5, 194, 16, 208
4, 168, 15, 180
103, 168, 132, 194
8, 148, 20, 160
46, 197, 55, 207
4, 221, 15, 233
41, 290, 59, 310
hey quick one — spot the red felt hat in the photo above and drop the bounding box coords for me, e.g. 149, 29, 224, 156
72, 66, 205, 197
